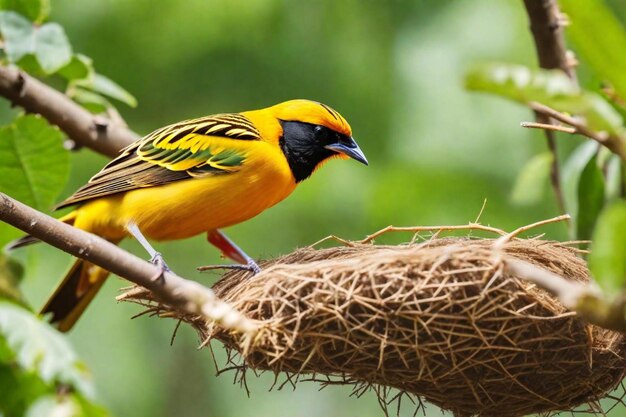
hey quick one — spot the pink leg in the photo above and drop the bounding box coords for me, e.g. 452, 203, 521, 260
202, 229, 261, 274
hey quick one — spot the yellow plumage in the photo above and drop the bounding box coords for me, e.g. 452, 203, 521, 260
71, 137, 296, 241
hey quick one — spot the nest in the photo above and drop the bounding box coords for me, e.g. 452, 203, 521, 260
121, 236, 626, 417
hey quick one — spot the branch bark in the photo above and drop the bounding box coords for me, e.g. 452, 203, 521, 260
522, 0, 576, 215
523, 0, 576, 78
0, 192, 258, 335
0, 65, 138, 158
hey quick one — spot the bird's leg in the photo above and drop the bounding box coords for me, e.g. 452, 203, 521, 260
126, 222, 171, 280
198, 229, 261, 274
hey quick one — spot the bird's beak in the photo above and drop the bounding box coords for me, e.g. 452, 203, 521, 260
325, 137, 368, 166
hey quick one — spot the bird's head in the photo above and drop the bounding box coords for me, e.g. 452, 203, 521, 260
265, 99, 368, 183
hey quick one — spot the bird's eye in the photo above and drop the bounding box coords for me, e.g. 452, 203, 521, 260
314, 125, 323, 134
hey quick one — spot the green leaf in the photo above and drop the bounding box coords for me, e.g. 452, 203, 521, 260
73, 394, 109, 417
77, 73, 137, 108
576, 154, 605, 241
0, 255, 24, 303
560, 0, 626, 104
0, 13, 72, 74
465, 63, 626, 136
33, 22, 72, 74
605, 156, 622, 203
562, 141, 598, 222
25, 395, 80, 417
589, 202, 626, 293
510, 152, 553, 206
15, 53, 44, 77
0, 114, 69, 212
0, 302, 94, 397
57, 54, 93, 81
69, 87, 111, 113
23, 393, 109, 417
0, 11, 35, 63
0, 0, 50, 23
0, 363, 50, 417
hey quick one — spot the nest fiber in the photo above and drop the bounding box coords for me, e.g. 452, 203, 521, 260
123, 238, 626, 417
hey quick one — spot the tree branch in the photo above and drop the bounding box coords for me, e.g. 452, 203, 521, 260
528, 102, 626, 160
0, 65, 138, 158
522, 0, 576, 79
0, 192, 258, 336
523, 0, 576, 215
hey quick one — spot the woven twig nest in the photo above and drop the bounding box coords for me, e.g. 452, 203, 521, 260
121, 237, 626, 417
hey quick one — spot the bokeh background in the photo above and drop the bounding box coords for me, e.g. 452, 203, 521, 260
3, 0, 625, 416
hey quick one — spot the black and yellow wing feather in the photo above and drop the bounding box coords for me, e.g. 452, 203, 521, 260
56, 113, 261, 209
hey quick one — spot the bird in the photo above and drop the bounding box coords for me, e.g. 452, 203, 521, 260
8, 99, 368, 332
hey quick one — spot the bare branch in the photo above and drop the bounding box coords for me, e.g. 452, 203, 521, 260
523, 0, 577, 215
528, 102, 626, 162
0, 192, 258, 336
0, 65, 138, 158
522, 0, 576, 79
494, 214, 570, 248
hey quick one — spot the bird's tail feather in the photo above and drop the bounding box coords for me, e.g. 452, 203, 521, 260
5, 234, 41, 250
5, 212, 78, 250
41, 257, 112, 332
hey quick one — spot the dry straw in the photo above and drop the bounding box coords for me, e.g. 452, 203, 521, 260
120, 223, 626, 417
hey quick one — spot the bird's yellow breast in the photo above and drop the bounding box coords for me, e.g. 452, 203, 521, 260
72, 140, 296, 240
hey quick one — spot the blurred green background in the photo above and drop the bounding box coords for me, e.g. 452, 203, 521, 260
3, 0, 626, 416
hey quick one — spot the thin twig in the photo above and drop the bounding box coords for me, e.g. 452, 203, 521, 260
529, 102, 611, 144
494, 214, 570, 249
0, 192, 258, 337
474, 199, 488, 224
310, 235, 356, 248
521, 121, 576, 134
0, 65, 138, 157
357, 223, 508, 245
531, 100, 626, 162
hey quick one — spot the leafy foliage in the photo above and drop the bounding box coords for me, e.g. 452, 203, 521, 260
0, 9, 136, 109
0, 302, 107, 417
510, 152, 553, 206
0, 114, 69, 245
0, 3, 130, 414
560, 0, 626, 106
560, 142, 601, 237
0, 302, 93, 395
0, 0, 49, 23
24, 394, 108, 417
576, 154, 606, 242
77, 73, 137, 108
464, 4, 626, 301
465, 62, 626, 135
589, 202, 626, 294
0, 11, 71, 74
0, 254, 24, 303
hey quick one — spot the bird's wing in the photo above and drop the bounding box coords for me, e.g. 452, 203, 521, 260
56, 113, 261, 209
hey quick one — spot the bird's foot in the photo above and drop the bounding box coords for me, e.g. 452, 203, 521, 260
150, 252, 171, 281
197, 258, 261, 275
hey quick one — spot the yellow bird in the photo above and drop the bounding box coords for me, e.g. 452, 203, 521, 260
9, 99, 367, 331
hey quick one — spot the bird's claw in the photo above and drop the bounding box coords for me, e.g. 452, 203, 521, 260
197, 259, 261, 275
150, 252, 171, 281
